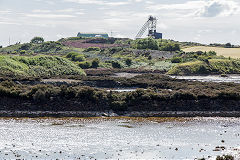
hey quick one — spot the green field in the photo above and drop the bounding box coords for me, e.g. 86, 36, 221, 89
183, 46, 240, 58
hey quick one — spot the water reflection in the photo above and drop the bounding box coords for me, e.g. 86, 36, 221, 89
0, 117, 239, 159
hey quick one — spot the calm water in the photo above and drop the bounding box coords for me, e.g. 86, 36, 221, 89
171, 75, 240, 83
0, 117, 239, 160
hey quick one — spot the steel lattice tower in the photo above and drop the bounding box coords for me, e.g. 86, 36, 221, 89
135, 15, 162, 39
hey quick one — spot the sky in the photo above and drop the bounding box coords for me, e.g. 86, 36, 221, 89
0, 0, 240, 46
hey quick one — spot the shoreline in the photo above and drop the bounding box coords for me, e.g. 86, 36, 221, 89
1, 111, 240, 117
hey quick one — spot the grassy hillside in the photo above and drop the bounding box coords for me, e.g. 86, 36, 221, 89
0, 41, 74, 55
183, 46, 240, 58
168, 59, 240, 75
0, 55, 85, 77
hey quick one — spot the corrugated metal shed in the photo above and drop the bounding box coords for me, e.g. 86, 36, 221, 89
77, 32, 109, 38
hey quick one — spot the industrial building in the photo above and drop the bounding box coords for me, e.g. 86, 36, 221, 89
136, 15, 162, 39
77, 32, 109, 38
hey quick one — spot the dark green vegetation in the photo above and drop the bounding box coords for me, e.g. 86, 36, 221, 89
210, 42, 240, 48
133, 37, 180, 51
30, 37, 44, 44
1, 74, 240, 112
216, 155, 234, 160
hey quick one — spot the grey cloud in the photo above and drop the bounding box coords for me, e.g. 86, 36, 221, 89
197, 0, 239, 17
201, 2, 224, 17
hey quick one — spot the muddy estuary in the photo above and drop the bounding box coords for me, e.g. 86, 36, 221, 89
0, 117, 239, 159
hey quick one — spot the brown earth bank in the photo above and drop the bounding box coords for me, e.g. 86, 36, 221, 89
84, 68, 165, 76
1, 110, 240, 118
1, 74, 240, 116
1, 96, 240, 113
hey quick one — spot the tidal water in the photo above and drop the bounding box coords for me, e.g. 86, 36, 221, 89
171, 75, 240, 83
0, 117, 239, 159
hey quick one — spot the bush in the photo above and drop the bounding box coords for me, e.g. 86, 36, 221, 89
32, 41, 62, 53
208, 51, 217, 56
125, 58, 132, 66
216, 155, 234, 160
112, 61, 122, 68
20, 43, 32, 50
31, 37, 44, 44
78, 61, 92, 69
73, 55, 85, 62
84, 47, 100, 52
66, 52, 85, 62
109, 47, 123, 54
33, 89, 47, 102
66, 52, 78, 58
91, 58, 100, 68
148, 55, 152, 60
20, 50, 26, 55
171, 57, 182, 63
225, 43, 232, 48
135, 37, 159, 50
198, 56, 210, 63
159, 42, 180, 51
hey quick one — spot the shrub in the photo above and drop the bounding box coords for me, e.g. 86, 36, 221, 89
134, 37, 159, 50
20, 43, 32, 50
30, 37, 44, 44
73, 55, 85, 62
66, 52, 78, 58
32, 41, 62, 53
66, 52, 85, 62
198, 65, 208, 74
159, 42, 180, 51
33, 89, 47, 102
198, 56, 210, 63
148, 55, 152, 60
78, 61, 91, 69
109, 47, 123, 54
112, 61, 122, 68
84, 47, 100, 52
216, 155, 234, 160
208, 51, 217, 56
91, 58, 100, 68
20, 50, 26, 55
171, 57, 182, 63
225, 43, 232, 48
125, 58, 132, 66
172, 91, 197, 100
